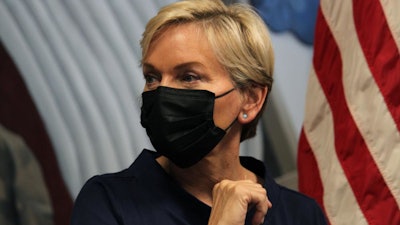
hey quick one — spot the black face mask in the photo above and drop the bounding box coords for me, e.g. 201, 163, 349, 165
140, 86, 236, 168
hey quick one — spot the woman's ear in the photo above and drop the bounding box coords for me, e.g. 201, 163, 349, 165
238, 86, 268, 124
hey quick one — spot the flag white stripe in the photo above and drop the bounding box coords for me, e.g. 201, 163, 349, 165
303, 69, 368, 225
321, 0, 400, 207
379, 0, 400, 52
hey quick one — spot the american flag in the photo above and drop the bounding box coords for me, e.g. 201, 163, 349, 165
297, 0, 400, 224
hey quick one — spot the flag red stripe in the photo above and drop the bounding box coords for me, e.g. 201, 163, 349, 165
297, 128, 327, 216
314, 10, 400, 225
353, 0, 400, 132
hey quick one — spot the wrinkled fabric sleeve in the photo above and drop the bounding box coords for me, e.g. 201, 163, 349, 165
0, 125, 53, 225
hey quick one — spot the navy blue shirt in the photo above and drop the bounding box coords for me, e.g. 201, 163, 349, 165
71, 150, 327, 225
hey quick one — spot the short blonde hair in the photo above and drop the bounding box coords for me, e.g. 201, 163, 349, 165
140, 0, 274, 141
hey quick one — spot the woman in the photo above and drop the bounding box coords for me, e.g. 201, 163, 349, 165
71, 0, 327, 224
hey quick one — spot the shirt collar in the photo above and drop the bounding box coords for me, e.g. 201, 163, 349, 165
130, 149, 281, 215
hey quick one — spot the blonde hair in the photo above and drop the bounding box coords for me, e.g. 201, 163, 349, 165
140, 0, 274, 141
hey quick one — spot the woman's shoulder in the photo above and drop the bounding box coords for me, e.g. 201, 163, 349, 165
78, 149, 160, 193
240, 156, 327, 224
70, 154, 151, 225
278, 185, 321, 207
271, 185, 328, 225
81, 168, 134, 191
73, 168, 137, 208
70, 171, 135, 225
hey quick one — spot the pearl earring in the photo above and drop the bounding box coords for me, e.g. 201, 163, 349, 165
243, 113, 248, 119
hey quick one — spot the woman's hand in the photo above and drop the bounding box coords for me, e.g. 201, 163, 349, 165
208, 180, 272, 225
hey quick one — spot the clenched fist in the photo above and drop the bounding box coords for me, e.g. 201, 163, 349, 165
208, 180, 272, 225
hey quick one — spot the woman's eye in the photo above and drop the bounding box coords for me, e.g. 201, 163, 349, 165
144, 74, 159, 84
181, 74, 200, 83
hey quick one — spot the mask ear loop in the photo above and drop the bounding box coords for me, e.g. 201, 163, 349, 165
215, 88, 236, 99
214, 87, 237, 131
224, 117, 237, 131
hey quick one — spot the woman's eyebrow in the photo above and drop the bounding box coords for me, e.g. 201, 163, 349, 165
142, 62, 156, 70
142, 61, 205, 74
173, 61, 205, 71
